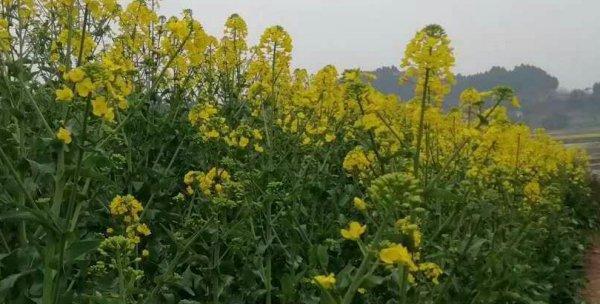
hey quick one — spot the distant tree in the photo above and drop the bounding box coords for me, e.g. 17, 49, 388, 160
371, 64, 559, 108
569, 89, 587, 102
593, 82, 600, 97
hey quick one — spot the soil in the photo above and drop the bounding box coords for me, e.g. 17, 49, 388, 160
583, 236, 600, 304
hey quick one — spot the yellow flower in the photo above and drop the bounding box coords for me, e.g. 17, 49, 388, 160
129, 235, 141, 244
109, 195, 143, 220
313, 273, 336, 289
186, 186, 194, 195
353, 197, 367, 211
207, 129, 219, 138
55, 87, 74, 102
167, 19, 190, 40
105, 107, 115, 121
184, 171, 196, 185
136, 223, 151, 236
142, 249, 150, 257
92, 96, 115, 122
401, 24, 455, 106
106, 227, 114, 234
65, 67, 86, 83
459, 88, 482, 106
56, 127, 72, 144
76, 78, 94, 97
239, 136, 249, 148
92, 96, 108, 116
215, 184, 224, 194
524, 181, 542, 203
379, 243, 415, 269
116, 95, 128, 109
340, 221, 366, 241
357, 287, 366, 294
343, 147, 372, 174
252, 129, 263, 140
418, 262, 443, 284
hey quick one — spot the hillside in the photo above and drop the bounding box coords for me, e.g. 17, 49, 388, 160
370, 65, 600, 130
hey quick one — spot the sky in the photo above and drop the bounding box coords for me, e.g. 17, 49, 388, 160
159, 0, 600, 90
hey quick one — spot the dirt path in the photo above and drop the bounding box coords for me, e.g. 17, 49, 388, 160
583, 235, 600, 304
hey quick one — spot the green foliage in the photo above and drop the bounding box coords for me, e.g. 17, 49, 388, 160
0, 2, 597, 304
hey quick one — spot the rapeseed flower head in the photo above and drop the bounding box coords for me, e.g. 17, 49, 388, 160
75, 78, 94, 97
340, 221, 366, 241
313, 273, 336, 289
109, 194, 143, 223
524, 181, 542, 203
459, 88, 483, 107
418, 262, 443, 284
343, 147, 374, 175
92, 96, 115, 122
65, 67, 86, 83
353, 197, 367, 211
56, 86, 74, 102
56, 127, 72, 144
379, 243, 416, 270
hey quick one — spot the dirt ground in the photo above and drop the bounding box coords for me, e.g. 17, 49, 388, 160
583, 236, 600, 304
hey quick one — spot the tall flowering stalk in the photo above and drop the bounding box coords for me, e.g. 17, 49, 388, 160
401, 24, 455, 177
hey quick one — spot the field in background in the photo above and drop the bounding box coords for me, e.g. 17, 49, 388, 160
549, 129, 600, 176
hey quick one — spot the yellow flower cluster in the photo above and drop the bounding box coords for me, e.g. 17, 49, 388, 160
55, 59, 134, 122
56, 127, 72, 144
378, 240, 443, 285
184, 167, 232, 198
224, 125, 265, 153
0, 19, 10, 52
161, 12, 212, 77
523, 181, 542, 204
188, 103, 266, 152
216, 14, 248, 72
353, 197, 368, 211
188, 103, 227, 140
108, 194, 150, 244
247, 25, 293, 110
464, 124, 585, 207
313, 273, 336, 290
276, 66, 348, 147
459, 87, 484, 107
109, 194, 143, 224
343, 147, 375, 177
395, 217, 422, 249
401, 24, 455, 107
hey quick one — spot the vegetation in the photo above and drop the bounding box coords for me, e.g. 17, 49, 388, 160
371, 65, 600, 130
0, 1, 597, 303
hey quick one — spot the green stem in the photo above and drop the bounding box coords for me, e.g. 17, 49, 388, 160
414, 67, 430, 177
265, 199, 273, 304
398, 265, 408, 304
117, 251, 128, 304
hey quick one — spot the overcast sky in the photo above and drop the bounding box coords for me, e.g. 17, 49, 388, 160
159, 0, 600, 90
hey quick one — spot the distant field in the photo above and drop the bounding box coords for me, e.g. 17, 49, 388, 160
549, 129, 600, 176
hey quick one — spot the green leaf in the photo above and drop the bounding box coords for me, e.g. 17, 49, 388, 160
0, 269, 36, 293
26, 159, 55, 175
316, 245, 329, 269
362, 274, 385, 288
0, 209, 60, 235
65, 239, 101, 264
